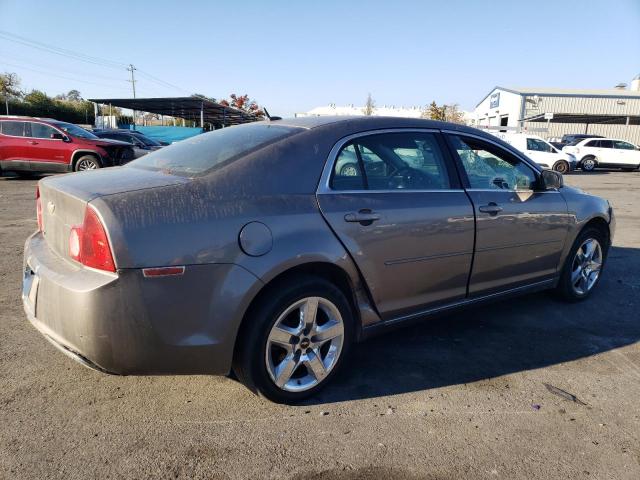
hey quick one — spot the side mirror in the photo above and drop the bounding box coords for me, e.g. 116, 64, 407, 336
540, 169, 563, 190
50, 133, 64, 140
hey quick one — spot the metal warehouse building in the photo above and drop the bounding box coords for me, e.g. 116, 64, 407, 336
472, 75, 640, 144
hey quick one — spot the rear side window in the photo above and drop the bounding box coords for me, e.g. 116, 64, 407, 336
330, 132, 453, 191
599, 140, 613, 149
0, 121, 26, 136
526, 138, 553, 152
129, 124, 302, 176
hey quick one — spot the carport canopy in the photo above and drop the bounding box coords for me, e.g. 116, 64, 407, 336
88, 96, 258, 127
524, 113, 640, 125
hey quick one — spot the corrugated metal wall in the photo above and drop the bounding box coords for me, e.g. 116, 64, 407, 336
522, 94, 640, 143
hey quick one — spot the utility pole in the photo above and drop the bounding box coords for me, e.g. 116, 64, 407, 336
127, 64, 137, 98
127, 64, 137, 128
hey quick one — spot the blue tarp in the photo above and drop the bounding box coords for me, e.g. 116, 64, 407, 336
126, 126, 204, 143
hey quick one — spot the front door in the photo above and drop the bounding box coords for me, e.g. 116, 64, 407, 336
24, 122, 69, 171
317, 130, 475, 319
445, 133, 570, 296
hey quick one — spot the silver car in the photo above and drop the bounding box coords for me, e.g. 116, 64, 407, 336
22, 116, 615, 403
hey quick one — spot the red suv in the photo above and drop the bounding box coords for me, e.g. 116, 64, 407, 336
0, 116, 134, 176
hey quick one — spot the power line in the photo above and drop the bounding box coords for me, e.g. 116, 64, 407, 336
0, 30, 192, 96
0, 61, 131, 92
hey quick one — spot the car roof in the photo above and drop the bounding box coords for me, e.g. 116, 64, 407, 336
267, 115, 474, 132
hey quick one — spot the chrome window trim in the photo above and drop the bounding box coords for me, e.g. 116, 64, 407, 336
316, 128, 459, 195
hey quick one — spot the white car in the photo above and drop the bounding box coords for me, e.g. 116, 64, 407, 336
563, 138, 640, 172
490, 132, 576, 174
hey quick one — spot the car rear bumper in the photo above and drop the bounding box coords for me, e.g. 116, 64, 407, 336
22, 232, 262, 375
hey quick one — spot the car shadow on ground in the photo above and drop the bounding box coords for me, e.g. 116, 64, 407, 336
311, 246, 640, 404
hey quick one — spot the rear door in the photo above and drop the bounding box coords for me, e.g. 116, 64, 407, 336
445, 132, 569, 296
0, 120, 30, 171
317, 130, 475, 319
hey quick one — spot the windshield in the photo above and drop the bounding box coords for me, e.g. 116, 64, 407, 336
53, 122, 99, 140
128, 123, 302, 176
133, 134, 161, 147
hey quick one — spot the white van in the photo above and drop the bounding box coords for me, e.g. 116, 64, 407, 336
490, 132, 576, 174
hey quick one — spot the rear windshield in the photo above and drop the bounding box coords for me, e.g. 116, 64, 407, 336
128, 123, 302, 176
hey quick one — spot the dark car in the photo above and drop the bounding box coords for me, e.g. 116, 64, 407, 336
560, 134, 605, 147
0, 116, 134, 175
23, 116, 614, 403
93, 130, 163, 158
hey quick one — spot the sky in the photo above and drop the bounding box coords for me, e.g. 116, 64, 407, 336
0, 0, 639, 117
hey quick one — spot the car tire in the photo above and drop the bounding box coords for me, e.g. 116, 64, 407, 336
555, 226, 608, 302
580, 156, 597, 172
553, 160, 569, 174
233, 275, 354, 404
340, 163, 359, 176
74, 155, 102, 172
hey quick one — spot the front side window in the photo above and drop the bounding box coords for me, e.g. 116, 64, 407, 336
0, 121, 26, 137
599, 140, 613, 149
30, 123, 59, 139
526, 138, 553, 153
585, 140, 600, 147
449, 135, 537, 191
613, 140, 636, 150
330, 132, 452, 191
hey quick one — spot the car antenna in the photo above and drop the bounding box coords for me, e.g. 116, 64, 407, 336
263, 108, 282, 121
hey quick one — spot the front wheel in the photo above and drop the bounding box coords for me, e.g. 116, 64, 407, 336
555, 227, 608, 301
233, 276, 353, 403
74, 155, 101, 171
580, 157, 597, 172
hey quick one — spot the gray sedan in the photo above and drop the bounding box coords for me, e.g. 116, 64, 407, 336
22, 116, 615, 403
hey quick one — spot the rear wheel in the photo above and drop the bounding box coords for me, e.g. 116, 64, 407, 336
233, 276, 353, 403
580, 156, 597, 172
74, 155, 101, 171
556, 227, 608, 301
553, 160, 569, 174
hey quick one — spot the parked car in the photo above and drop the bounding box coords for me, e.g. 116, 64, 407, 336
560, 134, 604, 148
23, 117, 614, 403
0, 116, 134, 176
490, 132, 576, 173
562, 138, 640, 171
93, 130, 163, 158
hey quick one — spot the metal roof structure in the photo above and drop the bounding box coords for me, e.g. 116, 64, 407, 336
88, 96, 258, 127
476, 86, 640, 108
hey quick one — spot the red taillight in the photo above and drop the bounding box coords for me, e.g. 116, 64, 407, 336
36, 186, 43, 232
68, 206, 116, 272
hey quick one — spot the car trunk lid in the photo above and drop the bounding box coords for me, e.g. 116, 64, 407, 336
38, 167, 189, 261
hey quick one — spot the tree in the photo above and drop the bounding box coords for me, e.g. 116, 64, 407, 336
219, 93, 265, 119
421, 101, 466, 124
0, 72, 22, 114
363, 93, 375, 116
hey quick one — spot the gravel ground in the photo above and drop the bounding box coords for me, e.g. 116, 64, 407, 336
1, 171, 639, 479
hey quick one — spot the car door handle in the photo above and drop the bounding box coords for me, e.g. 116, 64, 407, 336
479, 203, 503, 215
344, 210, 381, 225
28, 140, 38, 145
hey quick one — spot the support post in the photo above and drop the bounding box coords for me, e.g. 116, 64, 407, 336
200, 101, 204, 128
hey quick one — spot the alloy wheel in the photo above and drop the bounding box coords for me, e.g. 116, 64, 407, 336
571, 238, 603, 295
554, 161, 569, 174
582, 158, 595, 171
77, 159, 98, 171
340, 164, 359, 176
265, 296, 344, 392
